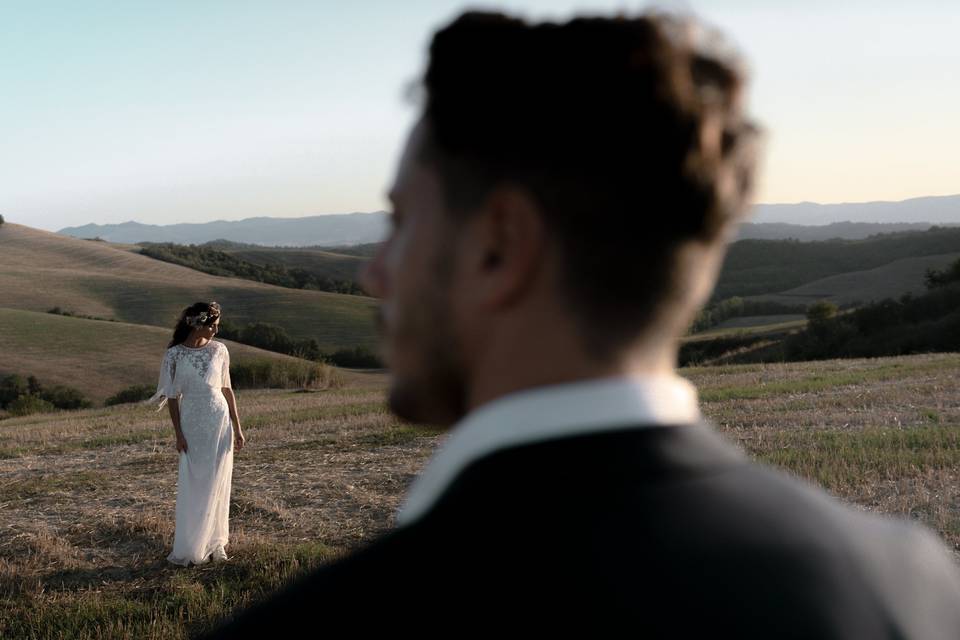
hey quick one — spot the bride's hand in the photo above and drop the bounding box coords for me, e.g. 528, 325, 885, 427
234, 430, 246, 451
175, 432, 189, 453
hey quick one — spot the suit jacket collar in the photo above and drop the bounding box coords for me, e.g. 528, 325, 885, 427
396, 374, 704, 527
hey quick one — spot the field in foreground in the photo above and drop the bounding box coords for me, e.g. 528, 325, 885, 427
1, 354, 959, 638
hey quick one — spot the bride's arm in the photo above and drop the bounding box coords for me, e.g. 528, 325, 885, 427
222, 388, 245, 445
167, 398, 188, 453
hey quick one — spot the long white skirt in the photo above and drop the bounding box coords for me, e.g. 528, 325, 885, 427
167, 391, 234, 566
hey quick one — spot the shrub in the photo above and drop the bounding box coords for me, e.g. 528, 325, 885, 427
45, 307, 116, 322
679, 333, 772, 367
105, 384, 156, 406
324, 346, 383, 369
39, 385, 93, 410
240, 322, 295, 354
0, 213, 5, 225
8, 395, 56, 416
223, 321, 326, 363
806, 300, 838, 324
0, 375, 90, 411
291, 338, 323, 362
230, 359, 341, 390
138, 242, 364, 295
924, 258, 960, 289
0, 374, 28, 408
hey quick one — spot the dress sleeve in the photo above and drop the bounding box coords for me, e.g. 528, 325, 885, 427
220, 344, 232, 390
144, 348, 179, 412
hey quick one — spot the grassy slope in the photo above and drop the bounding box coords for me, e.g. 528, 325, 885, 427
0, 308, 360, 405
220, 247, 367, 283
715, 227, 960, 299
714, 314, 806, 329
1, 353, 958, 638
752, 252, 960, 307
684, 318, 807, 342
685, 315, 807, 343
0, 223, 377, 351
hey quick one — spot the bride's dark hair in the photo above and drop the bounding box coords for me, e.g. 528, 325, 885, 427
168, 301, 222, 348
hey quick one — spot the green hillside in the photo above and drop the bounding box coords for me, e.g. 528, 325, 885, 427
715, 226, 960, 299
212, 245, 367, 283
751, 252, 960, 307
0, 223, 378, 351
684, 316, 806, 343
205, 228, 960, 309
314, 242, 382, 258
202, 239, 376, 279
0, 308, 340, 405
144, 227, 960, 316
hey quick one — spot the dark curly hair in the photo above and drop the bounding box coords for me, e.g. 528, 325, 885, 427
416, 11, 761, 358
167, 301, 222, 348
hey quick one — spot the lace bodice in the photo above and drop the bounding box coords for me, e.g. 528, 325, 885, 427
147, 341, 232, 411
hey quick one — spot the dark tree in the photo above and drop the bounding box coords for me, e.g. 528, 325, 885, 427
0, 374, 27, 408
806, 300, 838, 324
924, 258, 960, 289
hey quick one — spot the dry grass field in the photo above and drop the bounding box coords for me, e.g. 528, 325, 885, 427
0, 223, 377, 351
1, 353, 958, 638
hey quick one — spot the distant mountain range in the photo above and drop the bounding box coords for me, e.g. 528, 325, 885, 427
58, 211, 389, 247
751, 194, 960, 225
734, 221, 956, 242
55, 195, 960, 246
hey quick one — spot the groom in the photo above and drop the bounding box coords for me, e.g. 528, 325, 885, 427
205, 10, 960, 637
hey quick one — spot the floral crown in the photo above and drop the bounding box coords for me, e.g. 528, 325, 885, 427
185, 302, 221, 329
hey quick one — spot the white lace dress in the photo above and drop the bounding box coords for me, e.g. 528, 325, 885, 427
147, 340, 234, 566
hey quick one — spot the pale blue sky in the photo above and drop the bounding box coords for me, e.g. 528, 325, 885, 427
2, 1, 958, 231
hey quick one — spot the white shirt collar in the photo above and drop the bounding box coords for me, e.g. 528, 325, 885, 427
395, 374, 701, 527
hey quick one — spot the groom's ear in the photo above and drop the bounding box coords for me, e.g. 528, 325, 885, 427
460, 185, 547, 312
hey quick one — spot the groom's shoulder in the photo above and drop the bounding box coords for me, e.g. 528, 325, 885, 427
201, 426, 960, 637
204, 508, 960, 637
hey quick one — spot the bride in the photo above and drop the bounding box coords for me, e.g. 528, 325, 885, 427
147, 301, 247, 566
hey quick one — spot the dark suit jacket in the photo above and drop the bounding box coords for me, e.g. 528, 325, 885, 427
201, 424, 960, 638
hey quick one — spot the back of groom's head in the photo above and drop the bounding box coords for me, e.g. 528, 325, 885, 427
362, 11, 761, 426
419, 12, 759, 354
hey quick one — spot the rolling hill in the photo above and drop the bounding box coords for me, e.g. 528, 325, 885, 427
714, 226, 960, 299
752, 253, 960, 307
0, 223, 378, 351
220, 248, 365, 283
0, 308, 340, 405
197, 241, 368, 284
201, 226, 960, 305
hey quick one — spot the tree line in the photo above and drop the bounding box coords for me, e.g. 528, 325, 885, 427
682, 257, 960, 366
217, 320, 382, 368
782, 258, 960, 360
0, 374, 92, 416
138, 243, 365, 295
690, 297, 806, 333
713, 226, 960, 299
